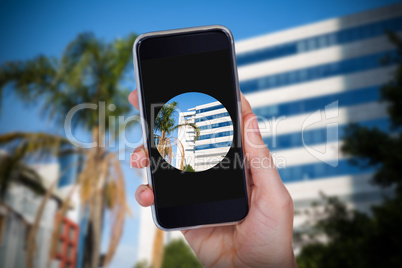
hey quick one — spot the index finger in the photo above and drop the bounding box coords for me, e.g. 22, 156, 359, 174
129, 89, 139, 111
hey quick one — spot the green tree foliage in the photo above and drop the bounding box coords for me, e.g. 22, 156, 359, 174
134, 259, 150, 268
296, 194, 402, 268
161, 239, 203, 268
183, 164, 195, 172
296, 32, 402, 268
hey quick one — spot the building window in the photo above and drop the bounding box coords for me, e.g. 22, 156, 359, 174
240, 51, 395, 93
195, 112, 230, 123
254, 85, 380, 118
196, 104, 224, 114
54, 215, 79, 268
197, 130, 233, 141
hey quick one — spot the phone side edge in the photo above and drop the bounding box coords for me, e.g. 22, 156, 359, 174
132, 35, 162, 231
223, 25, 252, 215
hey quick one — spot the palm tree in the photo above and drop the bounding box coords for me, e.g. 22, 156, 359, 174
0, 32, 137, 268
151, 101, 199, 268
154, 101, 199, 170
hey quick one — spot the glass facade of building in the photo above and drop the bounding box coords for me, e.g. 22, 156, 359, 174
263, 118, 389, 151
237, 16, 402, 66
237, 5, 400, 185
198, 121, 233, 130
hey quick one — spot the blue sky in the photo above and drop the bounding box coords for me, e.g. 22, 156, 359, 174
0, 0, 399, 267
171, 92, 218, 113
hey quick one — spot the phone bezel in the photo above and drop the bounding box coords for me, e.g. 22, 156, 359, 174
132, 25, 250, 231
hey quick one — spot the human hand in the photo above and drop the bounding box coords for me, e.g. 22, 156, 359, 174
129, 90, 297, 268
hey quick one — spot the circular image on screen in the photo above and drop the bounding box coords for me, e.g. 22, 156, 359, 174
154, 92, 233, 172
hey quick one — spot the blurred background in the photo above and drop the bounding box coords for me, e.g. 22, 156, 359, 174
1, 0, 401, 267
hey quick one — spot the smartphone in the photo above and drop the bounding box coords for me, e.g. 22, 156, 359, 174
132, 25, 249, 230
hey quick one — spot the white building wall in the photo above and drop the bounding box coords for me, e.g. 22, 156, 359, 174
175, 111, 196, 169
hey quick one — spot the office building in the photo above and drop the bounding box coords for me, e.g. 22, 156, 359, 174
175, 101, 233, 171
236, 3, 401, 229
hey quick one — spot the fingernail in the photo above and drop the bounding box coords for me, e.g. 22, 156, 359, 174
134, 146, 143, 153
130, 155, 138, 168
131, 148, 143, 165
136, 188, 145, 202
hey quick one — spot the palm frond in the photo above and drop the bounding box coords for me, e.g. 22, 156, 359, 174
154, 133, 161, 146
170, 122, 200, 141
171, 137, 185, 170
0, 154, 44, 198
1, 32, 137, 132
0, 132, 72, 160
26, 178, 58, 268
48, 184, 78, 265
78, 146, 98, 204
113, 113, 141, 142
155, 101, 179, 133
109, 33, 138, 79
0, 55, 58, 110
105, 180, 117, 209
103, 154, 131, 266
166, 139, 172, 164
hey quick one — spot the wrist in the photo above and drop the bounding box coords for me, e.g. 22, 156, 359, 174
271, 245, 297, 268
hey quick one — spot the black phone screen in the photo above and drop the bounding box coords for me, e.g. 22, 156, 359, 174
136, 29, 248, 228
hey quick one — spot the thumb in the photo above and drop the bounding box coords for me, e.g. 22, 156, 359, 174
243, 113, 290, 202
241, 113, 295, 261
